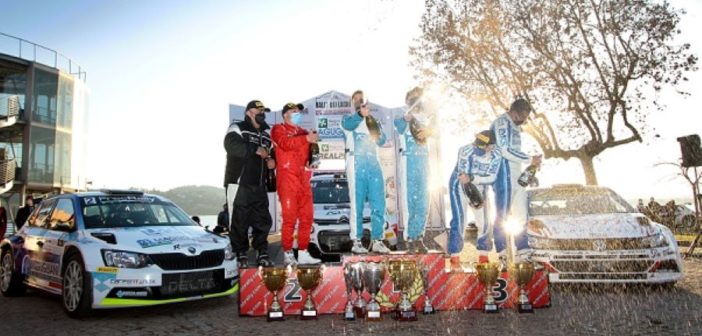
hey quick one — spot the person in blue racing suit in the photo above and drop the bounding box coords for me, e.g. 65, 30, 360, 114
342, 90, 392, 254
490, 98, 541, 266
394, 87, 435, 254
447, 130, 501, 270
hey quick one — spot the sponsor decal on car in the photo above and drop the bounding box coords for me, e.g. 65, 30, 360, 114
137, 236, 191, 248
93, 272, 117, 293
97, 267, 119, 274
109, 278, 157, 286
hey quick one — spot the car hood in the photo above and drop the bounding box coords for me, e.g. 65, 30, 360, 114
86, 225, 227, 253
528, 213, 660, 239
314, 203, 370, 223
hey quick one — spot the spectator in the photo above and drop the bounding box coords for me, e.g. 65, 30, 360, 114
15, 195, 34, 230
215, 203, 229, 234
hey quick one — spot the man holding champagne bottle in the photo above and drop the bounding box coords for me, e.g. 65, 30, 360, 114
271, 102, 321, 265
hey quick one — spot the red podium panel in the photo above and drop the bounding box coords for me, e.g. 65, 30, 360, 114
238, 252, 550, 316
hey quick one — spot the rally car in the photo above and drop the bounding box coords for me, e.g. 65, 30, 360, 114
527, 184, 682, 285
307, 173, 397, 259
0, 190, 238, 317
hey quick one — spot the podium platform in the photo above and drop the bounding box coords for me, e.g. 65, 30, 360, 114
239, 252, 550, 317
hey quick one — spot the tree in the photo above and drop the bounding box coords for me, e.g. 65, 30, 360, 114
411, 0, 697, 184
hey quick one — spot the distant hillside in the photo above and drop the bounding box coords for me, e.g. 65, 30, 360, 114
145, 185, 226, 216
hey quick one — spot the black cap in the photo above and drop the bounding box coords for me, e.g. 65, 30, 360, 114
474, 130, 496, 147
282, 102, 304, 114
246, 100, 265, 110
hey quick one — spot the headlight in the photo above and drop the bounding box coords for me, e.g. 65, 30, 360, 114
102, 250, 151, 268
224, 243, 235, 261
645, 233, 669, 248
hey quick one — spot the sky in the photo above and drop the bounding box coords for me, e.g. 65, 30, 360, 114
0, 0, 701, 201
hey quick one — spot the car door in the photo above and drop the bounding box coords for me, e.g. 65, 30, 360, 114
21, 199, 57, 292
42, 198, 77, 294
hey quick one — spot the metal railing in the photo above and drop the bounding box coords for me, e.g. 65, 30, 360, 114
0, 95, 20, 119
0, 32, 87, 82
0, 158, 16, 186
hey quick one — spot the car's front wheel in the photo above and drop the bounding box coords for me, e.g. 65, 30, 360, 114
62, 253, 92, 317
0, 249, 25, 296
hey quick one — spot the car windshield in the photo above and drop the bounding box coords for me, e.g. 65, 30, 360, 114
81, 195, 195, 228
312, 179, 350, 204
529, 188, 635, 216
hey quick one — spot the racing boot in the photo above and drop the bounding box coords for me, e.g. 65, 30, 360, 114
236, 252, 249, 268
283, 250, 297, 267
405, 240, 416, 254
414, 238, 429, 254
370, 240, 391, 254
351, 240, 369, 254
297, 250, 321, 265
257, 250, 274, 267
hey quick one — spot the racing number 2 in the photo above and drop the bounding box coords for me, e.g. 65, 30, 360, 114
284, 279, 302, 302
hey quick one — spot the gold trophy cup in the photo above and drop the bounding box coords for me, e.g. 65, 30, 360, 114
476, 262, 500, 313
419, 264, 435, 314
258, 266, 289, 321
297, 265, 324, 319
362, 261, 386, 321
511, 262, 535, 313
388, 259, 418, 321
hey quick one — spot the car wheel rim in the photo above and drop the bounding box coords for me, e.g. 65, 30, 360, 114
63, 260, 83, 312
1, 253, 12, 292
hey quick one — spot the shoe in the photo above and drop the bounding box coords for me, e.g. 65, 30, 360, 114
370, 240, 391, 254
406, 240, 416, 254
297, 250, 321, 265
257, 251, 274, 267
236, 252, 249, 268
414, 239, 428, 254
498, 255, 508, 272
478, 255, 489, 264
283, 250, 297, 266
351, 240, 368, 254
450, 256, 461, 271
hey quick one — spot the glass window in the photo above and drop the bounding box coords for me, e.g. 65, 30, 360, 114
529, 188, 635, 216
32, 68, 58, 126
28, 126, 56, 184
311, 179, 350, 204
49, 198, 75, 230
0, 59, 27, 120
81, 198, 195, 229
28, 199, 56, 228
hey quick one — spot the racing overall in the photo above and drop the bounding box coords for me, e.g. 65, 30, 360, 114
490, 113, 531, 254
270, 123, 314, 251
223, 116, 273, 256
447, 145, 501, 255
394, 117, 429, 241
341, 112, 387, 241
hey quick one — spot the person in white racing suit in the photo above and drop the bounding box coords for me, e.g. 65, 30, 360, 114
490, 98, 541, 266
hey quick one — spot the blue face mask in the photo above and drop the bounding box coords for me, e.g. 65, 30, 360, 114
290, 112, 303, 125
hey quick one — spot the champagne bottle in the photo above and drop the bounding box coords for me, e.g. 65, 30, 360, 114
462, 181, 484, 208
266, 148, 276, 192
365, 115, 381, 142
518, 164, 538, 187
309, 134, 321, 168
409, 117, 426, 145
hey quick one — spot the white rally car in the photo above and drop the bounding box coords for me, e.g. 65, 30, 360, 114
307, 173, 397, 259
527, 184, 682, 285
0, 190, 238, 317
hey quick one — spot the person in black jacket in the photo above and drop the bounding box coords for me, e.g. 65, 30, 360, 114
214, 203, 229, 234
224, 100, 276, 267
14, 195, 34, 230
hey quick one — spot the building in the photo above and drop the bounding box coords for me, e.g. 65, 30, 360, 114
1, 32, 89, 235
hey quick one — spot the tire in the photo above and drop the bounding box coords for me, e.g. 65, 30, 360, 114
62, 253, 93, 318
0, 249, 26, 296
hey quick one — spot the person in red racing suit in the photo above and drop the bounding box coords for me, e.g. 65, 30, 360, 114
271, 102, 321, 265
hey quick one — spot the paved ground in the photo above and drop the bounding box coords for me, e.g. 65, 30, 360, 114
2, 233, 702, 335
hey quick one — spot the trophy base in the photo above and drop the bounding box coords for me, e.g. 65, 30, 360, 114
422, 305, 435, 314
344, 311, 356, 321
267, 311, 285, 322
395, 309, 418, 321
301, 309, 318, 320
483, 303, 499, 314
353, 306, 366, 318
517, 303, 534, 313
366, 310, 382, 321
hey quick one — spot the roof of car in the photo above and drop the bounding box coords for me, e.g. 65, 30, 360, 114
47, 190, 168, 201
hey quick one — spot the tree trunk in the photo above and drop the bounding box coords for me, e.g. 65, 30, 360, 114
578, 155, 598, 185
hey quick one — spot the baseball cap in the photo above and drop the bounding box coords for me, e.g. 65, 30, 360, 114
282, 102, 304, 114
474, 130, 496, 147
246, 100, 266, 110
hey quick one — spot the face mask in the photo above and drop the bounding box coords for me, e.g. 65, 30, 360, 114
290, 112, 302, 125
254, 113, 266, 124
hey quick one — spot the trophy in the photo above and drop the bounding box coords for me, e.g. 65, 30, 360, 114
363, 262, 386, 320
511, 262, 535, 313
349, 262, 366, 316
476, 262, 500, 313
388, 259, 418, 321
296, 265, 324, 319
419, 265, 435, 314
258, 266, 289, 321
343, 264, 357, 320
